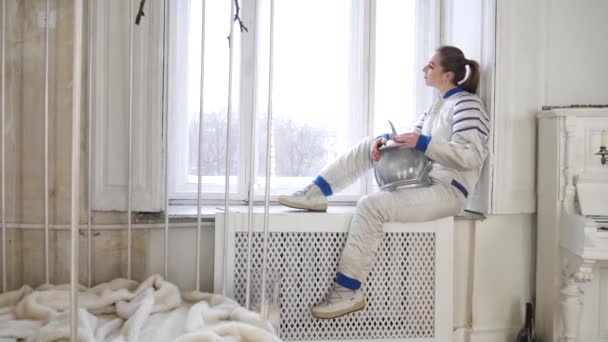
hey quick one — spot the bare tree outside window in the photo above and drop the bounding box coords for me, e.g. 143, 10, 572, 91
256, 114, 333, 178
188, 111, 332, 180
188, 111, 239, 177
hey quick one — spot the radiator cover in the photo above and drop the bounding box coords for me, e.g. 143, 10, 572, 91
214, 212, 453, 342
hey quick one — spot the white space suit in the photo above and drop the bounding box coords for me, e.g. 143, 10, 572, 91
313, 87, 490, 289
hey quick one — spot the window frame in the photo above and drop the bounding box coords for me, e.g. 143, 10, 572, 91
167, 0, 440, 205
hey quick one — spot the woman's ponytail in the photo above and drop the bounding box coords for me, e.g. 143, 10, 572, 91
460, 59, 480, 94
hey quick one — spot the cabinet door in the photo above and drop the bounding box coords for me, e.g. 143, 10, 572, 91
580, 264, 608, 342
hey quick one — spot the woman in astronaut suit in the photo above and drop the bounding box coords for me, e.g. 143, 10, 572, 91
278, 46, 489, 319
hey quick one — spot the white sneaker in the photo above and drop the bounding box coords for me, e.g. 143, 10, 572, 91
277, 183, 328, 212
311, 285, 366, 319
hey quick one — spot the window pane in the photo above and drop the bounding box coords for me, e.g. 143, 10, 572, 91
255, 0, 362, 196
373, 0, 417, 136
187, 0, 240, 193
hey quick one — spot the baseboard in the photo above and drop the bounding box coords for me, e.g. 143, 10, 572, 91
468, 327, 518, 342
452, 327, 470, 342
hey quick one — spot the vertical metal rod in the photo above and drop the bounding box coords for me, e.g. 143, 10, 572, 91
1, 0, 7, 294
195, 0, 206, 293
127, 0, 134, 280
222, 0, 235, 297
43, 0, 50, 285
86, 0, 93, 288
245, 0, 260, 311
244, 142, 255, 308
162, 0, 170, 281
260, 0, 275, 319
70, 0, 84, 340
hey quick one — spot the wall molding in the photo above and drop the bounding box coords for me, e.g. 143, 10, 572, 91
490, 0, 544, 214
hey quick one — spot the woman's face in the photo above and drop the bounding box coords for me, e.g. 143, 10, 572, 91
422, 53, 452, 89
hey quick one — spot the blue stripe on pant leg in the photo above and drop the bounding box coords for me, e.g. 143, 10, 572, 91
313, 176, 333, 197
336, 272, 361, 290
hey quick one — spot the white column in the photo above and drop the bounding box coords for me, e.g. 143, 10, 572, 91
560, 259, 594, 342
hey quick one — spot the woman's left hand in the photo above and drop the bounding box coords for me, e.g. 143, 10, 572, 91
392, 132, 419, 150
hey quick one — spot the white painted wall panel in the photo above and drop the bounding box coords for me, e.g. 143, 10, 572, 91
470, 214, 536, 340
545, 0, 608, 106
91, 0, 164, 211
491, 0, 543, 214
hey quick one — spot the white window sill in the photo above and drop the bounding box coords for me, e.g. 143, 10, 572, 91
165, 204, 485, 221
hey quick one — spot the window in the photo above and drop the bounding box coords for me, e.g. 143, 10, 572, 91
168, 0, 241, 200
168, 0, 439, 203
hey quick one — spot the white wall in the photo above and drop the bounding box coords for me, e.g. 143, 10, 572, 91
544, 0, 608, 106
451, 215, 536, 342
444, 0, 608, 341
148, 225, 215, 291
469, 215, 536, 342
442, 0, 483, 62
472, 1, 608, 341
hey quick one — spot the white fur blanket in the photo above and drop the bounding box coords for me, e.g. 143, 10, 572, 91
0, 275, 281, 342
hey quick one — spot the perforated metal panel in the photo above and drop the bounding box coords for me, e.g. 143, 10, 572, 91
232, 231, 436, 341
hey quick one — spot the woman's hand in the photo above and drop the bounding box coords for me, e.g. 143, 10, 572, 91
392, 132, 420, 150
370, 137, 387, 161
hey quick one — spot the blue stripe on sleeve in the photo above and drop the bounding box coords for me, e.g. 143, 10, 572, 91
453, 117, 489, 132
313, 176, 333, 196
455, 99, 481, 106
415, 134, 432, 152
452, 126, 488, 136
453, 106, 490, 122
375, 133, 390, 140
453, 107, 481, 116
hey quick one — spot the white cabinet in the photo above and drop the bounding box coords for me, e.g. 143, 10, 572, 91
536, 108, 608, 342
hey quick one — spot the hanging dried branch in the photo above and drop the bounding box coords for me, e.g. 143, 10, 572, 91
233, 0, 248, 33
227, 0, 249, 45
135, 0, 146, 25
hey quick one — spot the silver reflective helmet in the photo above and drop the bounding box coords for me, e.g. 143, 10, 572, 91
372, 121, 432, 191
